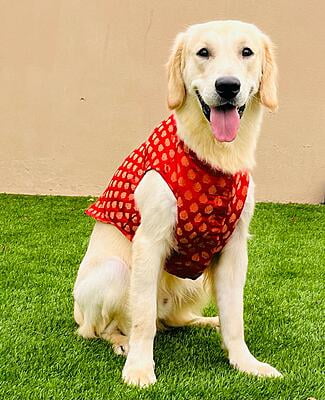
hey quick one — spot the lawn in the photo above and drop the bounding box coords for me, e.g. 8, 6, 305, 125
0, 194, 324, 400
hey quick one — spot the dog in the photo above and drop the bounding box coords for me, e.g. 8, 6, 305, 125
73, 20, 281, 387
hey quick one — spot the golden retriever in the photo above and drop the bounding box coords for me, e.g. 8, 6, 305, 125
73, 20, 280, 387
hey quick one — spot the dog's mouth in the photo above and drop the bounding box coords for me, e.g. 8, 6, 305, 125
195, 90, 246, 142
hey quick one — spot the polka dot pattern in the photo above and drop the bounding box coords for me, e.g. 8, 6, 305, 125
86, 114, 249, 280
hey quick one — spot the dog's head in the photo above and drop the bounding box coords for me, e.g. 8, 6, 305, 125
167, 20, 278, 143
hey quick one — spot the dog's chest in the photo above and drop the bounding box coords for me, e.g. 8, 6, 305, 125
163, 145, 249, 279
86, 115, 249, 280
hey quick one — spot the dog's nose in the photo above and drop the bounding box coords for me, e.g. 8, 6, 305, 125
215, 77, 241, 100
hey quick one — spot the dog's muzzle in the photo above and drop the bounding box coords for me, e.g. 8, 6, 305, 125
195, 90, 246, 122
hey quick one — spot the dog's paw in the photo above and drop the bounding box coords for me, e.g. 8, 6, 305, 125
207, 316, 220, 331
231, 356, 282, 378
100, 330, 129, 356
113, 340, 129, 357
122, 361, 156, 387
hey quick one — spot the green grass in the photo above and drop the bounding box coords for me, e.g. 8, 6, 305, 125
0, 194, 324, 400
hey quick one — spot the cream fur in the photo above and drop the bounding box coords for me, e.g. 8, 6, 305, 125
73, 20, 281, 387
175, 95, 263, 174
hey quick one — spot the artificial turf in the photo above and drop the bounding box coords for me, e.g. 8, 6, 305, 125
0, 193, 324, 400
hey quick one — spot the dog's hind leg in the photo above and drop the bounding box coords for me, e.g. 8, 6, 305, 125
74, 255, 130, 340
100, 320, 129, 356
73, 300, 84, 327
172, 315, 220, 330
163, 311, 220, 331
74, 222, 131, 342
158, 273, 220, 331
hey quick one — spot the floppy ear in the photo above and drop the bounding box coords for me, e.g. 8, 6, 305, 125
167, 33, 186, 110
259, 35, 278, 112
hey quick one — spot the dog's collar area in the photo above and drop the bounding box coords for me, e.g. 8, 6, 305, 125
195, 89, 246, 121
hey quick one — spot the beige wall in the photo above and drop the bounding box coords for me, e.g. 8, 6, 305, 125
0, 0, 324, 203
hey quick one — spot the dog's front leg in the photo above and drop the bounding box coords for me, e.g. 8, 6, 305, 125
213, 221, 282, 377
121, 231, 164, 386
122, 171, 177, 387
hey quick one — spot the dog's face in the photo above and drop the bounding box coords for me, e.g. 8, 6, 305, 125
167, 21, 278, 142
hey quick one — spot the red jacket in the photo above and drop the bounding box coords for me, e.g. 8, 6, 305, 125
86, 115, 249, 280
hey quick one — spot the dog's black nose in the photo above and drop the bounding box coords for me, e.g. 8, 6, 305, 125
215, 77, 241, 100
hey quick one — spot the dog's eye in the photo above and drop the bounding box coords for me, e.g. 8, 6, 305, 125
196, 48, 210, 58
242, 47, 254, 57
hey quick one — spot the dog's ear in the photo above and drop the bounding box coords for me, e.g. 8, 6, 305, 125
167, 33, 186, 110
259, 35, 278, 112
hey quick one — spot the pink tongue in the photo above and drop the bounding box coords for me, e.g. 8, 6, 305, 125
210, 107, 240, 142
